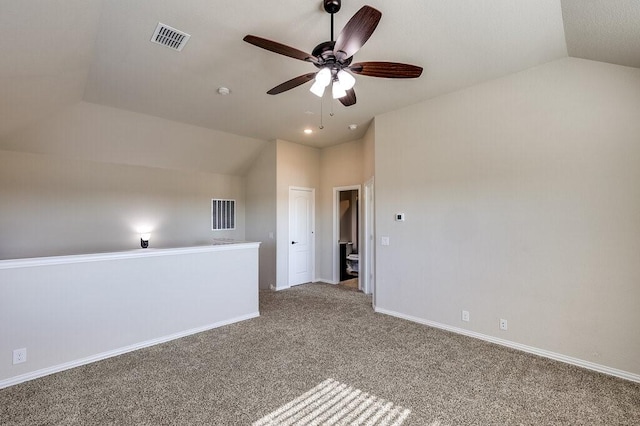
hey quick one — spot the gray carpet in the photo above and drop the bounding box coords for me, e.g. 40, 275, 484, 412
1, 283, 639, 425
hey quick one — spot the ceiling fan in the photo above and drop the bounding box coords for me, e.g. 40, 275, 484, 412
243, 0, 423, 107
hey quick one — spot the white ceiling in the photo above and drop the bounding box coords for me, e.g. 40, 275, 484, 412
0, 0, 638, 149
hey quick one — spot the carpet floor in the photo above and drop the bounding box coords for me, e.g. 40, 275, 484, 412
1, 283, 639, 425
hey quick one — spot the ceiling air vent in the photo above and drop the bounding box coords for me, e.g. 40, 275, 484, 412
150, 22, 190, 51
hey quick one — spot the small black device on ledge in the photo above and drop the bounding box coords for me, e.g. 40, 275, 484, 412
140, 233, 150, 248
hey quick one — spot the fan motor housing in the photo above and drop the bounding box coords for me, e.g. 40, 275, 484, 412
312, 41, 352, 69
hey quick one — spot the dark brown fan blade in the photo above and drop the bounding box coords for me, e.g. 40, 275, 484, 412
333, 6, 382, 61
267, 73, 317, 95
349, 62, 423, 78
339, 88, 357, 107
243, 35, 318, 63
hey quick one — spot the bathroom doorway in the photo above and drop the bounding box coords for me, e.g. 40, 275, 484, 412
333, 185, 361, 290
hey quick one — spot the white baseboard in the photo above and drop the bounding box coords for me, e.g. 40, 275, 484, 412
315, 277, 338, 285
374, 307, 640, 383
0, 312, 260, 390
271, 285, 290, 291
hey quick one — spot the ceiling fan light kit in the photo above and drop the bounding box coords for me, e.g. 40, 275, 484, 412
243, 0, 422, 107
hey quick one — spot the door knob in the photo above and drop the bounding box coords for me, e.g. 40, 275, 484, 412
291, 241, 298, 245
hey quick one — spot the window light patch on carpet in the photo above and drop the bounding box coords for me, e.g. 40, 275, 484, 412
253, 378, 411, 426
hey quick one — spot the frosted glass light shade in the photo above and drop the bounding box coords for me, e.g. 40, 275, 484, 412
337, 70, 356, 90
332, 81, 347, 99
315, 67, 332, 86
310, 80, 326, 97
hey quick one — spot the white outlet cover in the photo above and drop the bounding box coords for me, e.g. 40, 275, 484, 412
381, 236, 390, 246
462, 310, 470, 322
13, 348, 27, 364
500, 319, 508, 330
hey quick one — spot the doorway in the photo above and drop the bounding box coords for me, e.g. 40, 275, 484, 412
289, 187, 315, 286
333, 185, 361, 289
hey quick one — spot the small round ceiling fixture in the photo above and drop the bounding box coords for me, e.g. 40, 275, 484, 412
217, 87, 230, 95
348, 124, 358, 130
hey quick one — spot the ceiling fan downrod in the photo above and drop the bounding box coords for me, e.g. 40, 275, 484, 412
324, 0, 341, 42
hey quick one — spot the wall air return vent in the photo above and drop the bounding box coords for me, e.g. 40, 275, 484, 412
212, 199, 236, 231
150, 22, 191, 51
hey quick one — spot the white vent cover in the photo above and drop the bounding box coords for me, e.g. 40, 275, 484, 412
212, 199, 236, 231
151, 22, 190, 51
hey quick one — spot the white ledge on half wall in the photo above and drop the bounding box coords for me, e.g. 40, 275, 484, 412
0, 242, 260, 269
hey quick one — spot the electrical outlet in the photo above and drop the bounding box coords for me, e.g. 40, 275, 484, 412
499, 319, 508, 331
13, 348, 27, 364
461, 310, 470, 322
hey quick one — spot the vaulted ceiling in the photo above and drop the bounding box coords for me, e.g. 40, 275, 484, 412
1, 0, 638, 149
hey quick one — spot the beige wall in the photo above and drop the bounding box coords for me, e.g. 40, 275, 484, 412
0, 97, 369, 286
0, 150, 244, 259
247, 137, 368, 288
362, 121, 375, 182
0, 101, 266, 260
245, 142, 277, 289
318, 139, 364, 282
374, 57, 640, 376
275, 140, 321, 289
0, 101, 266, 176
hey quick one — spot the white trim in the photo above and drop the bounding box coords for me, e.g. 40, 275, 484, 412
332, 185, 361, 285
316, 278, 339, 285
0, 312, 259, 390
271, 285, 290, 291
363, 177, 375, 299
374, 307, 640, 383
0, 243, 261, 270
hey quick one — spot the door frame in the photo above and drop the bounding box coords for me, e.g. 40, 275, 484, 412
332, 185, 361, 285
288, 186, 316, 286
363, 177, 375, 300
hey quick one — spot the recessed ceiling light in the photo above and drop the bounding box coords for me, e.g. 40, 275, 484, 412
348, 124, 358, 130
217, 87, 230, 95
304, 129, 313, 135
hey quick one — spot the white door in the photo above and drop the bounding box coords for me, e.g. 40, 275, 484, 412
289, 187, 314, 286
